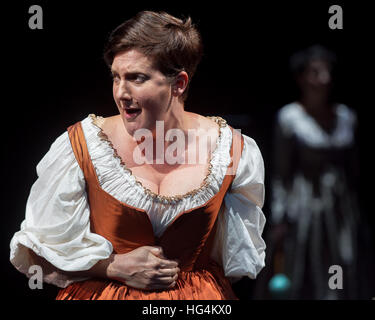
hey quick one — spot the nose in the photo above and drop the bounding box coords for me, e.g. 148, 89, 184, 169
114, 79, 132, 102
318, 70, 331, 85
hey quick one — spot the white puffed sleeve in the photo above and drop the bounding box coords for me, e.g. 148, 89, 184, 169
9, 131, 113, 288
211, 135, 266, 283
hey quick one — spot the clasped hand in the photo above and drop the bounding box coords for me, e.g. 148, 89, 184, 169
107, 246, 180, 290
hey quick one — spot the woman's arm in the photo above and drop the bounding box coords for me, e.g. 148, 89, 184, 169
10, 130, 179, 290
28, 246, 180, 290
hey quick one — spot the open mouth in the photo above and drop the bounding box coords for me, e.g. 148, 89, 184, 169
124, 108, 142, 119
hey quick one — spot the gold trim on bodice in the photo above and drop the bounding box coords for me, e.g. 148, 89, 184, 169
89, 114, 228, 203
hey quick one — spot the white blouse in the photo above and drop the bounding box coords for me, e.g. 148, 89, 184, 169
277, 102, 357, 148
10, 115, 266, 288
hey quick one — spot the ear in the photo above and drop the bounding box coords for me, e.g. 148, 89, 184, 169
172, 71, 189, 97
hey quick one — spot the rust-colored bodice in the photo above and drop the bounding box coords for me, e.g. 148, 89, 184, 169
58, 120, 243, 300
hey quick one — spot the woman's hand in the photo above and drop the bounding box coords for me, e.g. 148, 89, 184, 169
106, 246, 180, 290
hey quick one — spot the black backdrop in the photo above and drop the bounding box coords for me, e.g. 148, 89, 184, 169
2, 1, 374, 301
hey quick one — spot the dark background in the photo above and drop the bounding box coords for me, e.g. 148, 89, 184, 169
1, 1, 374, 300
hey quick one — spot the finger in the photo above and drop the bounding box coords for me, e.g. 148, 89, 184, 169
151, 276, 175, 284
145, 274, 178, 290
148, 246, 165, 258
156, 267, 180, 277
154, 257, 179, 269
151, 272, 179, 285
148, 247, 179, 264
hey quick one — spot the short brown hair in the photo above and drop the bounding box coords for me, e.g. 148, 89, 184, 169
103, 11, 203, 101
289, 44, 337, 78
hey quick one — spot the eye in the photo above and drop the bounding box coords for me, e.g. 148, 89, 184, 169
111, 73, 120, 83
136, 75, 147, 82
130, 73, 149, 83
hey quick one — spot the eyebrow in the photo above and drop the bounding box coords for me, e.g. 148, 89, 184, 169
110, 69, 148, 75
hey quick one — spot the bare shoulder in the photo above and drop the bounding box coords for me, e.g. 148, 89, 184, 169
100, 114, 122, 136
185, 112, 221, 132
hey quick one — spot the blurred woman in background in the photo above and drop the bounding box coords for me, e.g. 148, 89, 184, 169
266, 45, 368, 299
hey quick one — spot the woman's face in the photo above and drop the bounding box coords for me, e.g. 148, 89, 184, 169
299, 59, 332, 93
111, 49, 173, 136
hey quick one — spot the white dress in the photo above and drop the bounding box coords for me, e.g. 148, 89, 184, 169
10, 115, 266, 288
269, 102, 360, 299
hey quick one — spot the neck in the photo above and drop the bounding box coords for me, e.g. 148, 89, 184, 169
136, 99, 189, 162
162, 99, 187, 134
299, 90, 330, 114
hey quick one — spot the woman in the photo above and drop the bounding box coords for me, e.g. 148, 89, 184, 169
10, 11, 266, 300
267, 45, 361, 299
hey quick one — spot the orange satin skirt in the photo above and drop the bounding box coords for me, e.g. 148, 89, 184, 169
56, 263, 237, 300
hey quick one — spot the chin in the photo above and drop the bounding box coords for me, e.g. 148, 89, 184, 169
123, 121, 141, 137
123, 117, 152, 139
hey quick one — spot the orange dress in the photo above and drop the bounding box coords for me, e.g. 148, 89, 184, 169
55, 120, 244, 300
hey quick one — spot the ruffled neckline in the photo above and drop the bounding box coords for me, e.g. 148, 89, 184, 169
88, 114, 230, 204
280, 102, 356, 148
